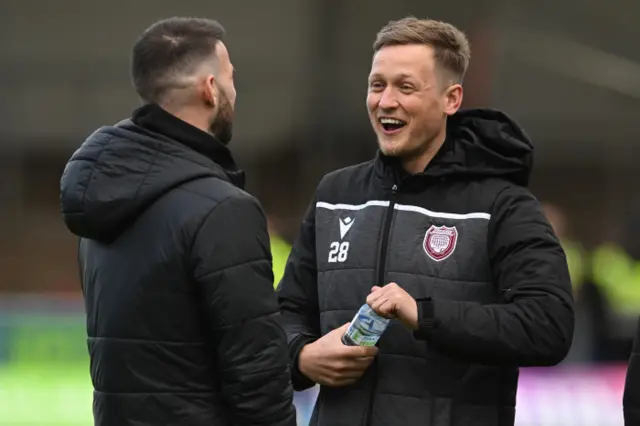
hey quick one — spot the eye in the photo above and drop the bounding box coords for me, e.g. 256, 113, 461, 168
369, 81, 385, 91
400, 84, 414, 92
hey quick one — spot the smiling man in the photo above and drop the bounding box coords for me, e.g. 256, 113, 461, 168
278, 17, 574, 426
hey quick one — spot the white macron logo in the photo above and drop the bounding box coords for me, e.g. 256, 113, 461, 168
339, 216, 355, 239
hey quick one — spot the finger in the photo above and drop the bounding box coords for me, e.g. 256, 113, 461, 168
319, 375, 353, 387
368, 292, 387, 309
339, 369, 370, 380
388, 283, 410, 299
374, 284, 391, 295
374, 285, 396, 301
366, 290, 383, 306
342, 345, 379, 358
370, 285, 382, 292
335, 361, 374, 378
326, 323, 350, 340
341, 355, 376, 365
351, 356, 376, 369
329, 376, 360, 387
334, 322, 351, 333
331, 361, 376, 386
322, 366, 365, 385
360, 346, 379, 357
371, 298, 394, 318
377, 299, 395, 316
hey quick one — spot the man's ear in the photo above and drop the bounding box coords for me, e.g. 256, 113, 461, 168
203, 74, 218, 107
444, 83, 463, 116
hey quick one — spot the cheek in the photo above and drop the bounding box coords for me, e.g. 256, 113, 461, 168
433, 96, 447, 115
366, 94, 378, 113
410, 99, 441, 124
228, 88, 236, 107
405, 106, 440, 141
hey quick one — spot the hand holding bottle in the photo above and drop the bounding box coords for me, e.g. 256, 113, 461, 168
366, 283, 419, 330
299, 323, 378, 387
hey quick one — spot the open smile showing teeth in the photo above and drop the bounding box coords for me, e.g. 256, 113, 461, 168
379, 117, 407, 133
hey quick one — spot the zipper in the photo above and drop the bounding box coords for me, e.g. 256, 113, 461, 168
376, 184, 398, 286
362, 183, 398, 426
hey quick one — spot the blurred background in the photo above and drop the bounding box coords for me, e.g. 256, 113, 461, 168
1, 0, 639, 425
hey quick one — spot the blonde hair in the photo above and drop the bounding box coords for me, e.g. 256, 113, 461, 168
373, 17, 471, 83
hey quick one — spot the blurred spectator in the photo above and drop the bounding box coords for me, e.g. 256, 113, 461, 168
542, 202, 593, 363
590, 213, 640, 361
542, 201, 640, 363
542, 202, 587, 292
267, 215, 292, 288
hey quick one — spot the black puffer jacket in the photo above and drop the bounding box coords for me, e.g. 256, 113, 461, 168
278, 109, 574, 426
60, 103, 296, 426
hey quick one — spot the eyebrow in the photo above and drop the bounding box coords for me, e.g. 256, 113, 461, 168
369, 72, 415, 80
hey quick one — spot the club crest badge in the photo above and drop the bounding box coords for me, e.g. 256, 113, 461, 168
423, 225, 458, 261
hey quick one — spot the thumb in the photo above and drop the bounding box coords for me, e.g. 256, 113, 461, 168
331, 322, 351, 335
338, 322, 351, 331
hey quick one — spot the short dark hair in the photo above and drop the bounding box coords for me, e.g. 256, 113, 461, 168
131, 17, 226, 103
373, 17, 470, 84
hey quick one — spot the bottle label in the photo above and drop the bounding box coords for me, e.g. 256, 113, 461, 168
344, 327, 380, 346
343, 305, 390, 346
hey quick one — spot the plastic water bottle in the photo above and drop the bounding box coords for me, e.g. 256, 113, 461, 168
342, 304, 391, 346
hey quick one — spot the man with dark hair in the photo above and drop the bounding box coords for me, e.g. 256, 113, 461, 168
60, 17, 296, 426
278, 17, 574, 426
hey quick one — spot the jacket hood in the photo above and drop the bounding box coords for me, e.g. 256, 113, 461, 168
379, 108, 534, 186
60, 111, 243, 243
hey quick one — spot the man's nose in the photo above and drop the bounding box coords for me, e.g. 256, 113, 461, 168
378, 88, 399, 110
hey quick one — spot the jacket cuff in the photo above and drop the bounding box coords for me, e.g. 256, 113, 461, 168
413, 297, 439, 341
289, 334, 318, 391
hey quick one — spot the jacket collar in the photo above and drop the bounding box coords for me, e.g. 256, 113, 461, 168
132, 103, 245, 188
373, 136, 455, 190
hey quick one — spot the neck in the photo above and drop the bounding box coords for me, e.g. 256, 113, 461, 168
159, 102, 211, 135
401, 122, 448, 174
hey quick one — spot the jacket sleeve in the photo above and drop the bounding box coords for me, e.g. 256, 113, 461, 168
191, 194, 296, 426
277, 193, 321, 391
414, 186, 575, 367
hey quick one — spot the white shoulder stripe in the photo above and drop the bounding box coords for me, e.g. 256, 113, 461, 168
394, 203, 491, 220
316, 200, 490, 220
316, 200, 390, 210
